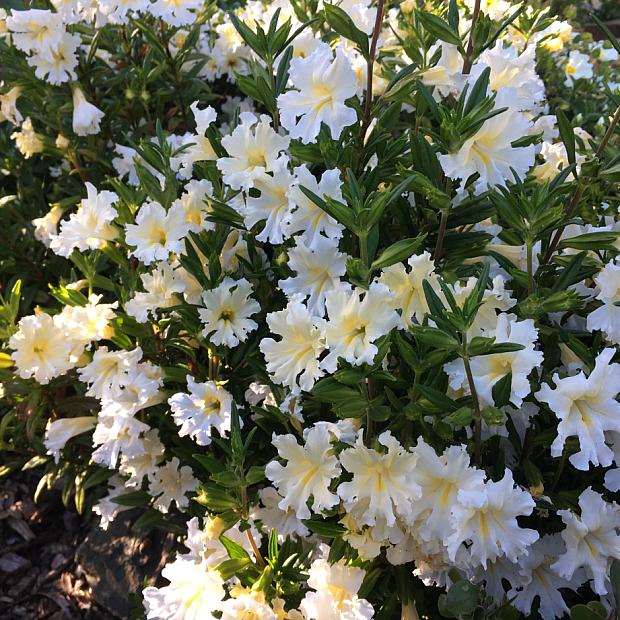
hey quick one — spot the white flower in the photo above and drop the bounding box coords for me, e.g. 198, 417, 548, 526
552, 488, 620, 595
198, 277, 260, 347
564, 50, 593, 86
322, 282, 400, 372
447, 470, 538, 567
244, 161, 294, 244
283, 166, 345, 250
7, 9, 64, 56
277, 46, 358, 144
9, 313, 77, 384
71, 86, 104, 136
438, 99, 536, 194
409, 439, 485, 541
93, 475, 131, 531
125, 262, 186, 323
56, 294, 117, 344
125, 201, 188, 265
260, 298, 326, 393
0, 86, 23, 125
174, 179, 214, 233
477, 42, 545, 113
168, 375, 234, 446
50, 182, 118, 257
587, 260, 620, 345
31, 31, 79, 85
175, 103, 218, 179
119, 429, 165, 487
77, 346, 144, 399
148, 457, 199, 513
217, 113, 289, 191
536, 348, 620, 470
148, 0, 204, 26
265, 425, 341, 519
220, 594, 276, 620
252, 486, 310, 540
32, 205, 63, 247
378, 251, 439, 327
279, 236, 348, 317
44, 417, 96, 463
142, 558, 225, 620
444, 314, 543, 407
420, 43, 465, 99
509, 534, 575, 620
11, 117, 43, 159
299, 559, 374, 620
338, 431, 421, 532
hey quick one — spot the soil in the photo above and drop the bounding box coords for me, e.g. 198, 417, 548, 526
0, 472, 108, 620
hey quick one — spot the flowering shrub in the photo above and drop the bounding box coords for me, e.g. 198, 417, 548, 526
1, 0, 620, 618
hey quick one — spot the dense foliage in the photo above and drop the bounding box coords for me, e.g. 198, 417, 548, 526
1, 0, 620, 618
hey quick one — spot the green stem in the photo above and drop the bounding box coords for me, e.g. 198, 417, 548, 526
526, 241, 534, 296
462, 353, 482, 466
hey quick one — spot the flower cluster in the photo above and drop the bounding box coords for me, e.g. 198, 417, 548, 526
1, 0, 620, 618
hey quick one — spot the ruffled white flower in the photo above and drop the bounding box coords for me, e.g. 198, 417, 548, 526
93, 475, 130, 531
266, 425, 341, 519
438, 98, 536, 194
299, 559, 374, 620
284, 166, 345, 250
148, 457, 199, 513
477, 42, 545, 113
11, 117, 43, 159
509, 534, 575, 620
125, 202, 188, 265
322, 282, 399, 372
447, 470, 538, 567
220, 593, 275, 620
0, 86, 23, 125
173, 179, 214, 234
244, 161, 294, 244
148, 0, 204, 26
338, 431, 421, 532
168, 375, 234, 446
260, 299, 326, 393
409, 439, 486, 541
32, 205, 63, 247
198, 277, 260, 347
9, 313, 78, 384
77, 346, 144, 400
119, 429, 165, 487
587, 260, 620, 345
536, 348, 620, 470
277, 46, 358, 144
50, 182, 118, 256
217, 113, 290, 190
279, 236, 348, 317
31, 31, 79, 85
56, 294, 117, 344
125, 262, 186, 323
251, 486, 311, 540
142, 557, 225, 620
552, 488, 620, 595
6, 9, 64, 56
444, 314, 543, 407
174, 103, 218, 179
71, 86, 104, 136
378, 251, 440, 327
420, 43, 465, 99
564, 50, 593, 86
44, 417, 96, 463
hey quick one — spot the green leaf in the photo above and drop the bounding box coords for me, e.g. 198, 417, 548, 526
558, 231, 619, 251
324, 3, 370, 57
220, 534, 251, 560
556, 109, 576, 167
112, 490, 151, 507
411, 325, 460, 351
610, 559, 620, 606
481, 405, 505, 426
216, 557, 252, 580
417, 11, 462, 47
444, 580, 479, 616
446, 406, 474, 428
303, 519, 346, 537
370, 235, 426, 270
591, 13, 620, 55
